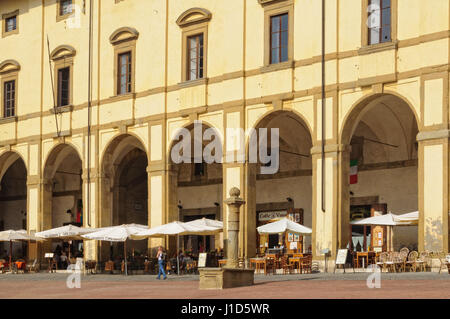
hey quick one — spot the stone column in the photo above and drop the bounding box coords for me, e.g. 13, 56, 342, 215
311, 144, 350, 271
82, 168, 101, 262
224, 187, 245, 269
417, 131, 449, 253
147, 163, 178, 257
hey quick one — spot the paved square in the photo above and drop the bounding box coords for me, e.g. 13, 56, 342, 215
0, 272, 449, 299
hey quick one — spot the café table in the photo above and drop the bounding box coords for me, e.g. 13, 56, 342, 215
218, 259, 227, 267
356, 251, 376, 268
289, 257, 301, 272
250, 258, 267, 274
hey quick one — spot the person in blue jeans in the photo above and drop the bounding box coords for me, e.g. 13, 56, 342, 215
156, 246, 167, 280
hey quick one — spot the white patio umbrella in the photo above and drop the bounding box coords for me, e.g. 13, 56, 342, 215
350, 212, 410, 251
35, 225, 99, 258
257, 218, 312, 253
257, 218, 312, 235
394, 211, 419, 225
0, 230, 43, 272
184, 218, 223, 231
82, 224, 148, 276
350, 213, 398, 226
132, 221, 219, 275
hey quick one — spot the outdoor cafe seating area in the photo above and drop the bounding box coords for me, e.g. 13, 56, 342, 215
218, 250, 314, 275
350, 249, 450, 273
0, 213, 449, 276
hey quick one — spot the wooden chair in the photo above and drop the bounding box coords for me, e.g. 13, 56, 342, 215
435, 252, 449, 274
299, 255, 312, 274
48, 258, 58, 273
104, 260, 114, 274
264, 257, 275, 275
406, 251, 418, 272
266, 254, 279, 270
280, 256, 293, 275
383, 252, 396, 272
398, 248, 409, 272
416, 251, 429, 272
375, 252, 389, 271
26, 259, 39, 273
392, 252, 405, 272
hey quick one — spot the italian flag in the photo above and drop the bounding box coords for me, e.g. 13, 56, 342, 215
350, 160, 358, 184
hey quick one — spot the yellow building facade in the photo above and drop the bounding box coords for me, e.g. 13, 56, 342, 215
0, 0, 449, 268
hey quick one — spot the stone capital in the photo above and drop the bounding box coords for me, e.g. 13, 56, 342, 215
310, 144, 351, 156
417, 129, 450, 142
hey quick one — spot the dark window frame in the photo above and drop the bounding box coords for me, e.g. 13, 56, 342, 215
117, 51, 132, 95
270, 13, 289, 64
3, 80, 16, 118
186, 33, 204, 81
59, 0, 73, 17
57, 67, 70, 107
5, 15, 17, 33
368, 0, 392, 45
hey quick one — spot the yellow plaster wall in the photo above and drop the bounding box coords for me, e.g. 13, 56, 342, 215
423, 144, 445, 251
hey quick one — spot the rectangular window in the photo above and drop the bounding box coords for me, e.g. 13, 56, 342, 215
3, 80, 15, 118
60, 0, 73, 16
57, 67, 70, 107
187, 34, 204, 81
270, 13, 289, 64
194, 162, 206, 177
368, 0, 391, 45
117, 52, 132, 95
5, 16, 16, 33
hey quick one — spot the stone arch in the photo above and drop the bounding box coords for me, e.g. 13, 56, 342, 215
0, 151, 27, 184
101, 133, 148, 187
167, 120, 223, 165
245, 109, 314, 257
43, 143, 83, 180
167, 120, 223, 254
246, 109, 313, 158
42, 143, 83, 232
340, 92, 420, 146
339, 92, 420, 253
0, 151, 28, 258
176, 8, 212, 27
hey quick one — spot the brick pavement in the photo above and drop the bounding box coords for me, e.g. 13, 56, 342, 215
0, 273, 449, 299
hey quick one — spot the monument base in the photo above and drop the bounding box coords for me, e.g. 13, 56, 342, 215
199, 267, 255, 290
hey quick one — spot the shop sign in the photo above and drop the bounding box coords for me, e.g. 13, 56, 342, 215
258, 211, 287, 221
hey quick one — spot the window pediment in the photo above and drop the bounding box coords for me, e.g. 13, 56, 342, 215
109, 27, 139, 45
176, 8, 212, 28
258, 0, 288, 6
0, 59, 20, 74
50, 45, 76, 61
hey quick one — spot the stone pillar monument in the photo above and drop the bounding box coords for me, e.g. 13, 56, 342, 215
224, 187, 244, 269
198, 187, 254, 289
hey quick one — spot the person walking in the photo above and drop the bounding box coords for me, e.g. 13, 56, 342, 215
156, 246, 167, 280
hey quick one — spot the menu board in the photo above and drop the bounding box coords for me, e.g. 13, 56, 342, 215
198, 253, 207, 268
335, 249, 348, 265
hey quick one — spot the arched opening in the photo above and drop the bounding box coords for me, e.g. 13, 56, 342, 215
0, 152, 27, 260
251, 111, 313, 256
169, 122, 223, 256
43, 144, 83, 257
342, 94, 419, 253
101, 134, 148, 261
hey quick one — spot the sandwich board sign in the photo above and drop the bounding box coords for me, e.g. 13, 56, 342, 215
334, 249, 353, 273
198, 253, 207, 268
